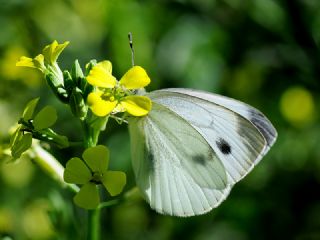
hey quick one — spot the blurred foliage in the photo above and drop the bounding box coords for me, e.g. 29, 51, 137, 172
0, 0, 320, 239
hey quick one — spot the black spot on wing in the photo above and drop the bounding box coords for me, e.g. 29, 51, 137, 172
192, 154, 206, 165
249, 109, 277, 146
216, 138, 231, 155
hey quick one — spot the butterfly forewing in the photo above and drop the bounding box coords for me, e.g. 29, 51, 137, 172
129, 103, 230, 216
162, 88, 277, 153
149, 89, 276, 184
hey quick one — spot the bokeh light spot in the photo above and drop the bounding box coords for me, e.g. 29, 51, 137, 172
0, 208, 13, 234
0, 46, 42, 86
280, 86, 315, 127
1, 156, 35, 188
22, 199, 55, 240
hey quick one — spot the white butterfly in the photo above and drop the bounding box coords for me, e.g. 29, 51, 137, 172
128, 88, 277, 217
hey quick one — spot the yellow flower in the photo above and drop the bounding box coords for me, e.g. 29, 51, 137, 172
16, 40, 69, 71
86, 61, 152, 117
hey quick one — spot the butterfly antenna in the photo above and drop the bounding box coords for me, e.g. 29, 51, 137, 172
128, 32, 135, 67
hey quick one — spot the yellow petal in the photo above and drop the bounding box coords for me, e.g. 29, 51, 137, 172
16, 56, 35, 68
119, 66, 150, 90
96, 60, 112, 73
120, 95, 152, 116
34, 54, 45, 69
42, 40, 57, 64
86, 62, 117, 88
16, 54, 45, 71
87, 92, 118, 116
42, 40, 69, 64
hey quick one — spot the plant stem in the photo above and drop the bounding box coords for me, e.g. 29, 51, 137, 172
81, 120, 94, 148
87, 208, 101, 240
81, 119, 101, 239
30, 142, 79, 193
99, 199, 119, 209
87, 199, 120, 240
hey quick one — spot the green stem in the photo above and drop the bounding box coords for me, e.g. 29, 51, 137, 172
99, 199, 120, 209
81, 120, 94, 148
81, 116, 109, 239
30, 142, 79, 193
81, 119, 101, 239
86, 199, 120, 240
87, 208, 101, 240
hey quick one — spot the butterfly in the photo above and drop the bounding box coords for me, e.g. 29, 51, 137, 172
128, 88, 277, 217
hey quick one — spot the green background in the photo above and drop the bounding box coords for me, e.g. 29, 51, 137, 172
0, 0, 320, 239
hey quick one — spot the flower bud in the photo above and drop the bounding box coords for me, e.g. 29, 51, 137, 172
63, 70, 74, 95
69, 87, 87, 120
45, 73, 69, 103
71, 59, 84, 80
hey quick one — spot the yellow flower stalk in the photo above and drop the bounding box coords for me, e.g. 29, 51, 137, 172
86, 61, 152, 117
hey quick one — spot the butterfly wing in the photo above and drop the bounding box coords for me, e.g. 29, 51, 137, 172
161, 88, 277, 152
129, 102, 231, 216
148, 88, 277, 185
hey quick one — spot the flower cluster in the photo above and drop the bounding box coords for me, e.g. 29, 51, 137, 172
14, 40, 153, 210
16, 40, 152, 118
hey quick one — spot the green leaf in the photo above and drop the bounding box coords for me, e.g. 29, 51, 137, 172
82, 145, 109, 172
33, 106, 57, 130
10, 126, 22, 148
22, 98, 40, 120
74, 183, 99, 209
11, 133, 32, 160
101, 171, 126, 196
64, 157, 91, 184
